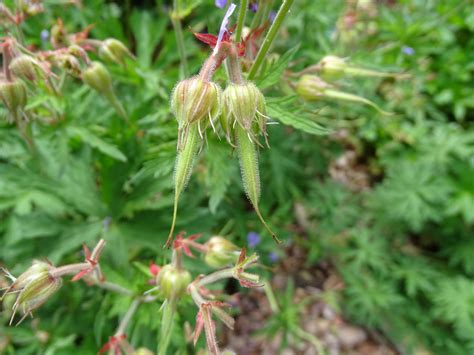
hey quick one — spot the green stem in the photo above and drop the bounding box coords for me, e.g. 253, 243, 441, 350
235, 0, 249, 43
248, 0, 295, 80
171, 6, 189, 78
158, 299, 177, 355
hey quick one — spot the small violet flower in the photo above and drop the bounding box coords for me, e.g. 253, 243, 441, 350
402, 46, 415, 56
215, 0, 227, 9
247, 231, 260, 248
269, 251, 279, 263
40, 29, 49, 42
269, 11, 277, 23
249, 2, 258, 12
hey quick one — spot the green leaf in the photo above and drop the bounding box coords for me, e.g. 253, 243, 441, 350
266, 97, 330, 135
67, 126, 127, 162
256, 45, 299, 89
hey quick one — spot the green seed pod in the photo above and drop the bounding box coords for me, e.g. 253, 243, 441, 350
171, 76, 221, 136
135, 348, 154, 355
166, 123, 201, 247
297, 75, 392, 115
157, 264, 191, 300
3, 260, 62, 324
204, 236, 240, 269
99, 38, 134, 65
0, 80, 27, 121
222, 82, 266, 143
82, 62, 127, 120
9, 55, 40, 81
236, 125, 280, 243
82, 62, 113, 95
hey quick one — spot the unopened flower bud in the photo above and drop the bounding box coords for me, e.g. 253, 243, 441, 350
317, 55, 347, 81
204, 236, 239, 269
9, 55, 40, 81
99, 38, 134, 65
297, 75, 392, 115
82, 62, 127, 119
171, 76, 221, 132
0, 80, 27, 121
2, 261, 62, 324
156, 264, 191, 300
296, 75, 331, 100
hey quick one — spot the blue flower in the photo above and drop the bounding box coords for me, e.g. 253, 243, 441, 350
40, 29, 49, 42
269, 11, 276, 23
269, 252, 279, 263
401, 46, 415, 56
247, 231, 260, 248
215, 0, 227, 9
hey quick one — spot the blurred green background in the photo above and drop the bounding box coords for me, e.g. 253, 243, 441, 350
1, 0, 474, 354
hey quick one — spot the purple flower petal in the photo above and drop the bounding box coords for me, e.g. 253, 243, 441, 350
40, 29, 49, 42
269, 11, 276, 23
247, 232, 261, 248
401, 46, 415, 56
269, 252, 279, 263
249, 2, 258, 12
213, 2, 237, 56
215, 0, 228, 8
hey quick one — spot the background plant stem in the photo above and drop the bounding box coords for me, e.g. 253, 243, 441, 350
248, 0, 295, 80
235, 0, 248, 43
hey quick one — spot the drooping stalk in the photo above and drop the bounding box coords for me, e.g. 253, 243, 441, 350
248, 0, 295, 80
323, 89, 393, 115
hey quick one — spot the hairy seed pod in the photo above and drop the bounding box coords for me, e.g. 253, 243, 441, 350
236, 125, 280, 243
156, 264, 191, 300
9, 55, 40, 81
221, 82, 267, 144
2, 260, 62, 325
171, 76, 221, 140
0, 80, 27, 121
165, 123, 201, 247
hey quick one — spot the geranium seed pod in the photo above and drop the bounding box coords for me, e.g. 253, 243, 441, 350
2, 260, 62, 325
236, 125, 280, 243
171, 76, 221, 138
204, 236, 240, 268
9, 55, 40, 81
297, 75, 392, 115
0, 80, 27, 121
82, 62, 127, 120
222, 82, 267, 142
165, 123, 201, 247
156, 264, 191, 300
99, 38, 134, 65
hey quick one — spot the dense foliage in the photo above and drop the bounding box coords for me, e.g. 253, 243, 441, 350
1, 0, 473, 354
